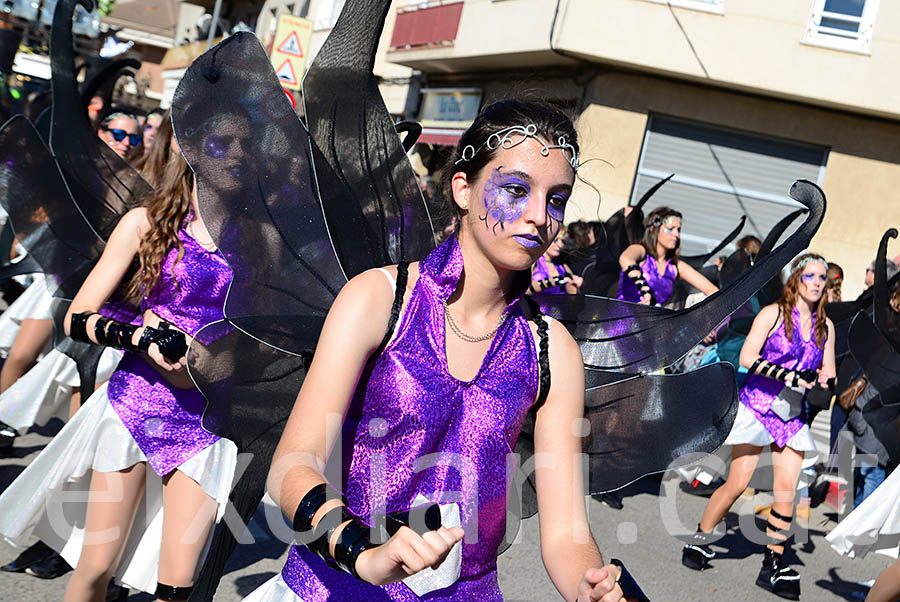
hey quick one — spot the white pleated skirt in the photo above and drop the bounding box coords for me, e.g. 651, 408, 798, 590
243, 573, 302, 602
0, 382, 238, 594
827, 465, 900, 560
0, 347, 123, 431
0, 274, 54, 355
724, 402, 817, 452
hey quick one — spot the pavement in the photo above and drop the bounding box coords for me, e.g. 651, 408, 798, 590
0, 421, 893, 601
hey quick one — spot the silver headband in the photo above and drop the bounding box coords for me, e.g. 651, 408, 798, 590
796, 256, 828, 272
455, 124, 578, 170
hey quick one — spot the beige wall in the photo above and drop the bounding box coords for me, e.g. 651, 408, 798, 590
563, 70, 900, 298
391, 0, 900, 121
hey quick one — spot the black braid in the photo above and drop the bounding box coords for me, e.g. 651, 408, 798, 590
525, 296, 551, 410
377, 261, 409, 352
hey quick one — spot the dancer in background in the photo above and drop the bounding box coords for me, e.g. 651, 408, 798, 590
618, 206, 717, 307
530, 231, 583, 294
0, 128, 237, 601
682, 253, 836, 600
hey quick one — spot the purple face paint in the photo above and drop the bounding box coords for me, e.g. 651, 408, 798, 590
801, 273, 827, 284
204, 134, 230, 159
480, 168, 529, 234
479, 168, 569, 235
513, 234, 542, 248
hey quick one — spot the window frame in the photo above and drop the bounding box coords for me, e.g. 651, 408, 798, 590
803, 0, 880, 55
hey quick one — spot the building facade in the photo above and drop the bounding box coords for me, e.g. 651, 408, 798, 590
387, 0, 900, 298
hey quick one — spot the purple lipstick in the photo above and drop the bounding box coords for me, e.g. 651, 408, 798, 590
513, 234, 542, 249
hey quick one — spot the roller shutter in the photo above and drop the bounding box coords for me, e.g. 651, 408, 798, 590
630, 115, 828, 258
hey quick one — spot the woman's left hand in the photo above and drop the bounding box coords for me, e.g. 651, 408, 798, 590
816, 368, 834, 389
577, 565, 627, 602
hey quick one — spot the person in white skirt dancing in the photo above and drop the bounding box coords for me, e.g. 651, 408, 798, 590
681, 253, 836, 600
827, 464, 900, 602
0, 120, 237, 601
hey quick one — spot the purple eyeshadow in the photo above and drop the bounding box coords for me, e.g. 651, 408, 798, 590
801, 273, 826, 283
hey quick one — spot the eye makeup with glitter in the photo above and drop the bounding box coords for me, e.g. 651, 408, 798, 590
480, 168, 531, 234
801, 273, 827, 284
662, 226, 680, 235
479, 168, 569, 234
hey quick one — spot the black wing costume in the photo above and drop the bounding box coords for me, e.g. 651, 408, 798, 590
0, 0, 149, 392
173, 1, 825, 597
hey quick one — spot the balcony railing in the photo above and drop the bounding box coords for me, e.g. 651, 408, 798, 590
389, 0, 463, 51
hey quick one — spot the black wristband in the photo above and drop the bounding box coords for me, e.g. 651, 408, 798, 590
309, 505, 353, 560
293, 483, 328, 535
69, 312, 95, 344
825, 377, 836, 391
153, 328, 188, 362
610, 558, 650, 601
137, 325, 158, 353
332, 518, 376, 580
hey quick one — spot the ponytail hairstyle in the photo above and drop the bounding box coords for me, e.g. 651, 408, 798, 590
440, 99, 578, 234
641, 206, 682, 262
122, 112, 193, 302
777, 253, 829, 348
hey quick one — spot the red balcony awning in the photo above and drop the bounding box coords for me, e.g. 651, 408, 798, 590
390, 1, 464, 50
418, 127, 463, 146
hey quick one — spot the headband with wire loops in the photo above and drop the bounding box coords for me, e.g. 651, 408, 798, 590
455, 124, 578, 171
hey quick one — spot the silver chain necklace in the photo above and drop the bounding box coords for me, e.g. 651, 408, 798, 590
442, 299, 508, 343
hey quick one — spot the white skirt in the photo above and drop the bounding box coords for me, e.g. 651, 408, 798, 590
827, 465, 900, 560
243, 573, 302, 602
724, 402, 817, 452
0, 347, 123, 431
0, 382, 238, 594
0, 274, 54, 356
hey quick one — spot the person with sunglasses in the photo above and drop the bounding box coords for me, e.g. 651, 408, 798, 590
97, 112, 142, 160
681, 253, 836, 600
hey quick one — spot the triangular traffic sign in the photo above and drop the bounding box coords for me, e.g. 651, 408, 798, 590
277, 31, 304, 58
275, 59, 298, 85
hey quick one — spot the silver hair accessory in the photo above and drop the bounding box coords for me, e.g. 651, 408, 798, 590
455, 124, 578, 170
796, 256, 828, 271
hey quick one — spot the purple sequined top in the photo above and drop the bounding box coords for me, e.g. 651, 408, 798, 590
617, 254, 677, 305
107, 219, 231, 476
739, 307, 824, 447
532, 255, 569, 294
281, 235, 539, 601
141, 221, 231, 344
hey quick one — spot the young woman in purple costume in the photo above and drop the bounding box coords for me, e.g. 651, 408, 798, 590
681, 253, 836, 601
617, 206, 717, 306
530, 231, 583, 294
0, 115, 237, 602
250, 101, 636, 602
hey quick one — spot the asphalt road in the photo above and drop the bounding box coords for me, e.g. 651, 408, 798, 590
0, 421, 893, 601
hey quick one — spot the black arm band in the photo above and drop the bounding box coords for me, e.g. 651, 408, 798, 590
293, 484, 328, 535
69, 311, 96, 344
750, 358, 798, 385
308, 505, 354, 561
610, 558, 650, 601
332, 518, 376, 580
625, 264, 655, 303
825, 377, 836, 391
152, 323, 189, 362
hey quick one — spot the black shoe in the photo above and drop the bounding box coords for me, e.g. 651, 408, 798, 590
680, 478, 722, 497
756, 548, 800, 600
593, 492, 624, 510
1, 540, 54, 572
106, 579, 129, 602
24, 549, 72, 579
681, 530, 716, 571
0, 421, 15, 449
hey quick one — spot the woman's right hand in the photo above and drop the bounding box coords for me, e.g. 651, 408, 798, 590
788, 372, 814, 390
135, 326, 186, 372
638, 293, 652, 305
354, 525, 464, 586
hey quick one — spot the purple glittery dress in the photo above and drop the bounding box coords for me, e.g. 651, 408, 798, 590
281, 235, 538, 601
106, 220, 231, 477
738, 308, 823, 448
532, 255, 570, 294
617, 254, 676, 304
